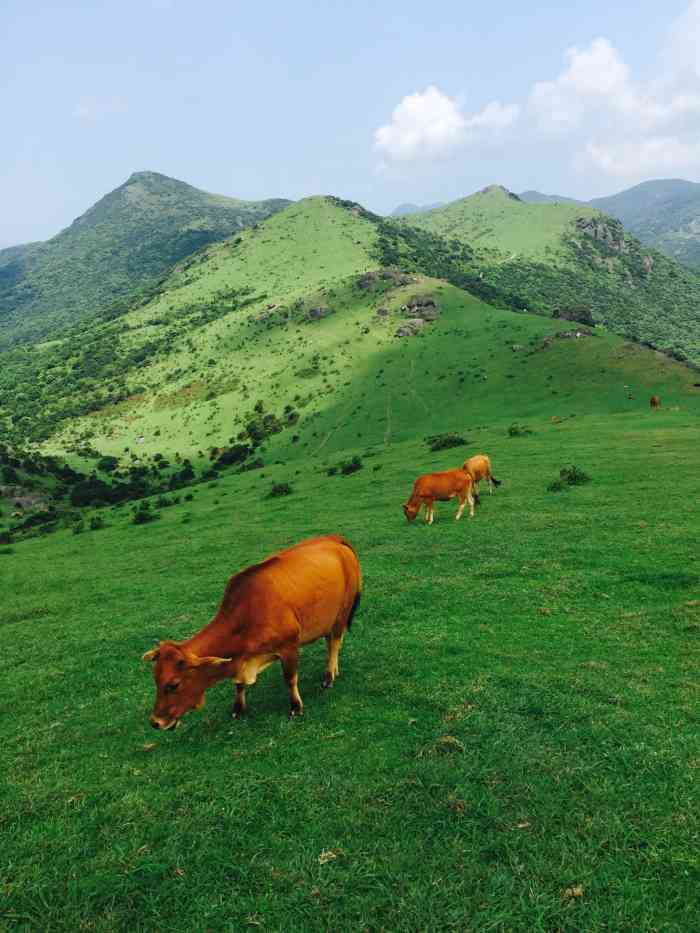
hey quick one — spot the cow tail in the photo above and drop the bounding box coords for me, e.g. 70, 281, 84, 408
346, 590, 361, 631
337, 536, 362, 631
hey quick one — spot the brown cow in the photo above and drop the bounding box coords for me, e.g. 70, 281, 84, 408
403, 469, 475, 524
142, 535, 362, 729
462, 453, 502, 501
650, 395, 661, 410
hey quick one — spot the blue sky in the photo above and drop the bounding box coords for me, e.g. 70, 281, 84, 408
2, 0, 698, 247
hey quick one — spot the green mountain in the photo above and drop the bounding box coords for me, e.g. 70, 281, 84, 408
590, 179, 700, 269
2, 194, 699, 477
400, 185, 700, 363
519, 190, 582, 205
0, 171, 291, 349
390, 201, 445, 216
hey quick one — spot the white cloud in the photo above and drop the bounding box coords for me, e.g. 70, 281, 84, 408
464, 100, 520, 132
374, 86, 518, 163
73, 95, 128, 122
372, 3, 700, 186
583, 137, 700, 179
527, 5, 700, 182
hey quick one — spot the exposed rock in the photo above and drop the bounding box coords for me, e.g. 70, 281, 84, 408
539, 328, 593, 349
308, 306, 332, 321
395, 318, 426, 337
553, 305, 595, 326
576, 216, 627, 253
357, 271, 379, 290
376, 307, 390, 317
401, 295, 440, 320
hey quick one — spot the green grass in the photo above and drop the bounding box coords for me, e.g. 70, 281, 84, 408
2, 396, 700, 929
33, 272, 700, 470
405, 185, 598, 259
400, 186, 700, 364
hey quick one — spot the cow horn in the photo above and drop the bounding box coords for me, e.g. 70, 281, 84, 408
142, 646, 160, 662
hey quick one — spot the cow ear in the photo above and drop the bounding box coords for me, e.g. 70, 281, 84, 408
191, 655, 232, 668
142, 646, 160, 662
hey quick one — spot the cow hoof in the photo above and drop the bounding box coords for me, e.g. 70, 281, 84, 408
231, 708, 245, 720
288, 706, 304, 719
321, 674, 334, 689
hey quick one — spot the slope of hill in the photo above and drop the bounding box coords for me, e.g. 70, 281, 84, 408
0, 171, 291, 348
590, 179, 700, 269
1, 193, 697, 471
405, 185, 598, 258
400, 185, 700, 363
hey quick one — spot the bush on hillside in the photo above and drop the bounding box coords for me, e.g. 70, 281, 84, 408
268, 482, 293, 498
96, 456, 119, 473
559, 465, 591, 486
508, 423, 533, 437
547, 465, 591, 492
426, 433, 467, 452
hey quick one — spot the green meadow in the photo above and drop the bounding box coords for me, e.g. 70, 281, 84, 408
3, 193, 700, 931
3, 379, 699, 929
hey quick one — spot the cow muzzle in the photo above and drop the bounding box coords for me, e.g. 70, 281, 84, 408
150, 715, 180, 731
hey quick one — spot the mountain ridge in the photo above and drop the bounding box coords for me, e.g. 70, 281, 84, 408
0, 171, 291, 348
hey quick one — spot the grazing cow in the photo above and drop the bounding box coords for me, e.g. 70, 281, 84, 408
142, 535, 362, 729
650, 395, 661, 410
462, 453, 502, 501
403, 469, 475, 524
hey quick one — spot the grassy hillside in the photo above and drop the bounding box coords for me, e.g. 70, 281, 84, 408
2, 193, 700, 469
3, 184, 699, 927
0, 171, 290, 348
591, 179, 700, 270
407, 185, 598, 259
401, 186, 700, 364
3, 393, 699, 929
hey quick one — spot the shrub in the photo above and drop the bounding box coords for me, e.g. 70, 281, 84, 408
340, 455, 363, 476
96, 456, 119, 473
131, 509, 160, 525
0, 546, 14, 555
425, 433, 467, 452
89, 515, 106, 531
560, 465, 591, 486
72, 521, 85, 535
547, 465, 591, 492
0, 531, 12, 546
508, 423, 533, 437
268, 482, 293, 498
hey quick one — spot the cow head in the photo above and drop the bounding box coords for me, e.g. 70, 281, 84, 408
403, 502, 419, 522
142, 640, 232, 730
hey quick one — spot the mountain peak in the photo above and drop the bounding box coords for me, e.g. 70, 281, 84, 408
476, 184, 521, 200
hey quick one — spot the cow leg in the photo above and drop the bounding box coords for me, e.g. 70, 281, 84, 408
455, 497, 465, 521
280, 648, 303, 717
322, 633, 344, 688
488, 476, 494, 495
231, 682, 247, 719
427, 501, 434, 524
468, 488, 475, 518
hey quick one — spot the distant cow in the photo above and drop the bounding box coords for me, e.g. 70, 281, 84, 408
142, 535, 362, 729
403, 469, 475, 524
650, 395, 661, 410
462, 454, 502, 501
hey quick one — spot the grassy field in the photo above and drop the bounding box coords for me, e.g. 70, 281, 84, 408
3, 396, 699, 929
